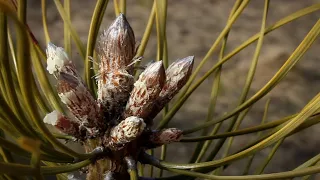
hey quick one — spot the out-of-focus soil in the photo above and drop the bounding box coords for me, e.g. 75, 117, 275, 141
26, 0, 320, 178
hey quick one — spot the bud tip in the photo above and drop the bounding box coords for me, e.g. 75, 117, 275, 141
43, 110, 59, 126
144, 60, 164, 75
46, 43, 69, 74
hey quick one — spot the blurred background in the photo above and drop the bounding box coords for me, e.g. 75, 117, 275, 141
26, 0, 320, 178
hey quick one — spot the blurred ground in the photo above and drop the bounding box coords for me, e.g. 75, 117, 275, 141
26, 0, 320, 179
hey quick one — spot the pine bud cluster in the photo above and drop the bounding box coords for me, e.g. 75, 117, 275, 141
43, 14, 194, 178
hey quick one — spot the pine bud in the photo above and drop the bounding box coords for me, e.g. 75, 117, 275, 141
43, 111, 81, 137
146, 128, 183, 148
148, 56, 194, 120
97, 13, 135, 73
46, 43, 104, 132
96, 14, 136, 120
124, 61, 165, 119
160, 56, 194, 100
107, 116, 145, 150
57, 72, 103, 129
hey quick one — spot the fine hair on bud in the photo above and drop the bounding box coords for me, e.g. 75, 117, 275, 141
97, 13, 135, 73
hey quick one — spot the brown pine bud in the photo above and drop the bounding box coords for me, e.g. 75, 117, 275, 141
43, 111, 81, 138
124, 61, 165, 119
107, 116, 145, 150
145, 128, 183, 149
96, 13, 135, 73
160, 56, 194, 99
148, 56, 194, 120
46, 43, 104, 132
96, 13, 136, 120
57, 72, 103, 129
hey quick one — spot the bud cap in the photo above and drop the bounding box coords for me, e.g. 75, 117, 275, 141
46, 43, 70, 74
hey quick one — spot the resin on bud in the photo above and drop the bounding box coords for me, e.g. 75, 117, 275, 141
146, 128, 183, 148
96, 14, 136, 120
124, 61, 165, 119
43, 111, 81, 138
46, 43, 81, 78
148, 56, 194, 121
57, 72, 103, 129
107, 116, 145, 150
46, 43, 71, 75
